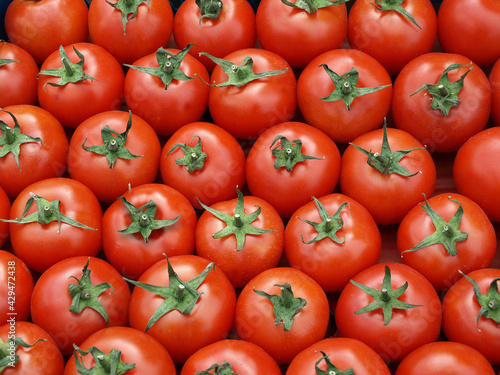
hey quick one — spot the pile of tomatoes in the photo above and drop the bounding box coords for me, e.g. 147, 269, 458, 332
1, 0, 500, 373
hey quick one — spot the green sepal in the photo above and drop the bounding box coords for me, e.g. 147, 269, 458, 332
72, 344, 135, 375
0, 337, 46, 371
351, 265, 422, 326
194, 361, 237, 375
253, 282, 307, 331
105, 0, 150, 34
68, 258, 113, 325
410, 62, 473, 116
270, 135, 323, 172
280, 0, 349, 13
197, 188, 277, 251
0, 58, 19, 67
123, 255, 215, 332
320, 65, 391, 110
195, 0, 223, 24
371, 0, 422, 30
314, 350, 355, 375
117, 196, 181, 243
0, 109, 43, 170
166, 135, 207, 173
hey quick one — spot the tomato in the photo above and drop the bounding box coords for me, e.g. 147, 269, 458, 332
395, 341, 496, 375
63, 326, 177, 375
284, 193, 381, 293
3, 177, 103, 273
160, 121, 246, 210
102, 183, 198, 280
391, 52, 492, 153
37, 42, 125, 129
296, 49, 392, 144
123, 46, 210, 136
173, 0, 257, 72
88, 0, 173, 65
340, 123, 436, 225
286, 337, 391, 375
397, 192, 497, 291
490, 57, 500, 126
347, 0, 437, 76
453, 126, 500, 222
0, 186, 10, 248
335, 262, 442, 363
67, 110, 161, 203
4, 0, 89, 65
180, 339, 282, 375
0, 250, 34, 326
234, 267, 330, 364
245, 121, 341, 218
437, 0, 500, 68
256, 0, 347, 69
0, 105, 69, 199
0, 42, 38, 108
0, 321, 65, 375
127, 254, 236, 364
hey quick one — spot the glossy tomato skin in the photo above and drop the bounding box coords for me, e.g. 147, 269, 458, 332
102, 183, 197, 280
256, 0, 347, 69
442, 268, 500, 365
347, 0, 437, 76
8, 177, 103, 273
340, 127, 436, 225
0, 105, 69, 199
37, 42, 125, 129
173, 0, 257, 72
335, 262, 442, 363
284, 193, 381, 293
128, 255, 236, 364
67, 110, 161, 203
207, 48, 297, 140
392, 52, 492, 153
286, 337, 391, 375
0, 186, 10, 248
297, 49, 392, 144
88, 0, 173, 65
245, 121, 341, 218
490, 57, 500, 126
397, 192, 497, 291
234, 267, 330, 364
180, 339, 282, 375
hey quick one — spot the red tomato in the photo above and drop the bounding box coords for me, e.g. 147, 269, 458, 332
490, 57, 500, 126
297, 49, 392, 143
347, 0, 437, 76
234, 267, 330, 364
30, 256, 131, 356
0, 105, 69, 199
335, 262, 442, 363
397, 192, 497, 291
0, 186, 10, 248
88, 0, 173, 65
0, 42, 38, 107
245, 121, 341, 218
284, 193, 381, 293
392, 52, 492, 153
102, 183, 198, 280
67, 110, 161, 203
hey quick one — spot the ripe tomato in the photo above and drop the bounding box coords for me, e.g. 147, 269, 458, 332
245, 121, 341, 218
0, 186, 10, 248
335, 262, 442, 363
490, 57, 500, 126
234, 267, 330, 364
67, 110, 161, 203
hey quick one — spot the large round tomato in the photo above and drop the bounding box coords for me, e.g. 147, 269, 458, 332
490, 57, 500, 126
0, 186, 10, 248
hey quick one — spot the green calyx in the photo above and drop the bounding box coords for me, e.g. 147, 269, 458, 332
198, 53, 288, 87
372, 0, 422, 30
124, 255, 215, 332
68, 258, 113, 325
351, 265, 422, 326
197, 188, 277, 251
106, 0, 150, 34
196, 0, 223, 24
280, 0, 348, 14
124, 44, 195, 90
349, 120, 425, 176
0, 337, 46, 371
0, 109, 43, 170
298, 197, 349, 245
320, 65, 391, 110
410, 62, 473, 116
38, 45, 97, 90
0, 58, 19, 67
314, 350, 355, 375
72, 344, 135, 375
270, 135, 323, 172
82, 111, 143, 168
117, 196, 181, 243
166, 135, 207, 173
194, 361, 237, 375
401, 195, 468, 257
254, 282, 307, 331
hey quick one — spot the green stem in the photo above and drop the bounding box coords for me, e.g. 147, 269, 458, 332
4, 127, 14, 145
175, 284, 186, 300
62, 56, 73, 75
234, 214, 244, 227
